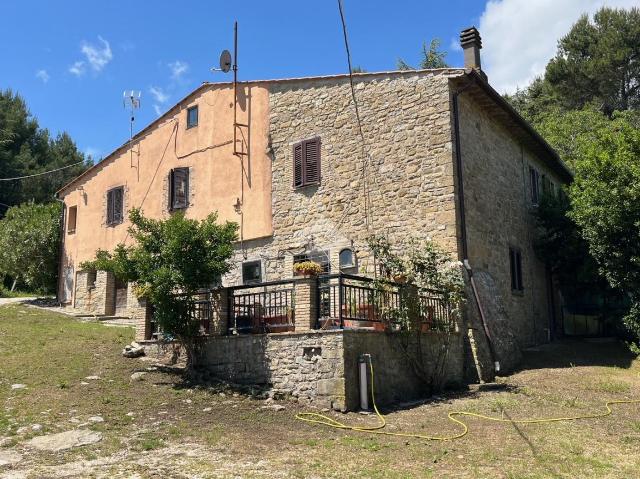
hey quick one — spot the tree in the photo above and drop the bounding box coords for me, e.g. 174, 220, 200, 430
568, 111, 640, 346
0, 90, 90, 210
82, 208, 238, 371
546, 7, 640, 115
0, 202, 62, 293
397, 38, 449, 70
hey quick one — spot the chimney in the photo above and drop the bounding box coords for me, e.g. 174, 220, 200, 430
460, 27, 486, 80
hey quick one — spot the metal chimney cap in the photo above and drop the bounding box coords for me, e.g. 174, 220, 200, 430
460, 27, 482, 49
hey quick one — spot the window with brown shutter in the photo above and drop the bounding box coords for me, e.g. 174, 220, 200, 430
293, 137, 321, 188
106, 187, 124, 226
169, 167, 189, 210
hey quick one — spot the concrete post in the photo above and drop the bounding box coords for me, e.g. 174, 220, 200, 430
294, 276, 318, 331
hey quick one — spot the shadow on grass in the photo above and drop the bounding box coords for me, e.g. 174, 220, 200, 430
516, 339, 636, 372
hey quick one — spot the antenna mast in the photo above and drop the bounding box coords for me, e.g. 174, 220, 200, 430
123, 90, 141, 168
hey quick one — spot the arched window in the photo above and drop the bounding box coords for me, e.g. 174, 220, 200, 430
339, 248, 356, 271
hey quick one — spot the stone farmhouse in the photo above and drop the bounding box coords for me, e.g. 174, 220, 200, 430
56, 28, 572, 409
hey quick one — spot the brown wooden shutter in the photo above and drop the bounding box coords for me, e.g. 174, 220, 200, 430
113, 188, 123, 223
169, 170, 175, 210
171, 168, 189, 209
293, 143, 303, 187
107, 190, 114, 224
304, 138, 320, 185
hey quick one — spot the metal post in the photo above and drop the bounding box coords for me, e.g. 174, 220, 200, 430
233, 20, 238, 157
338, 274, 344, 329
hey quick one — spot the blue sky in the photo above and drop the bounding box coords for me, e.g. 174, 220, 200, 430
0, 0, 634, 163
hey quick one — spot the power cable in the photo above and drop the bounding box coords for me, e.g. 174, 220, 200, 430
0, 160, 85, 181
337, 0, 374, 230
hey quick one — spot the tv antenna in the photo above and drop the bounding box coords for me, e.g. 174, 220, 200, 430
123, 90, 141, 168
210, 21, 246, 157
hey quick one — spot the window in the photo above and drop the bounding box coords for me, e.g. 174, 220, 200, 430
87, 270, 97, 289
67, 206, 77, 234
293, 250, 330, 274
293, 137, 321, 188
529, 167, 540, 205
339, 248, 357, 273
242, 261, 262, 285
186, 105, 198, 129
509, 247, 523, 292
169, 168, 189, 210
106, 187, 124, 226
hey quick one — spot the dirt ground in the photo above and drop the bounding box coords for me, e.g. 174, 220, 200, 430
1, 303, 639, 478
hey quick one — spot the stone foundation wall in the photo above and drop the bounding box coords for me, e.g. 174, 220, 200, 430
197, 329, 465, 411
198, 331, 345, 409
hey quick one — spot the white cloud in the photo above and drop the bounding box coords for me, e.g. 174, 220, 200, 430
478, 0, 638, 94
449, 37, 462, 53
69, 61, 86, 77
149, 86, 169, 104
153, 104, 163, 116
80, 36, 113, 72
168, 60, 188, 80
35, 69, 50, 83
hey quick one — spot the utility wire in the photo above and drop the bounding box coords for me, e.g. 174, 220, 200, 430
0, 160, 85, 181
337, 0, 373, 230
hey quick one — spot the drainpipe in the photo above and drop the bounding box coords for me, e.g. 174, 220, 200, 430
452, 78, 500, 374
54, 194, 66, 305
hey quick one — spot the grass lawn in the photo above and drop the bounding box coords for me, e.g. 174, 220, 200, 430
1, 303, 639, 478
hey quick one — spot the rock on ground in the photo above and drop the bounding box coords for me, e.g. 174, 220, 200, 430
25, 429, 102, 452
130, 372, 147, 382
0, 450, 22, 467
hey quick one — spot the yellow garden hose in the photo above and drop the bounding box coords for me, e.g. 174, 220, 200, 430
296, 358, 640, 441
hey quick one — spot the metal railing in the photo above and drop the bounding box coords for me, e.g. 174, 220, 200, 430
317, 273, 454, 332
228, 279, 296, 334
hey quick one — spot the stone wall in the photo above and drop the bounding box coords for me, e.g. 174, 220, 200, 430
457, 92, 566, 371
198, 331, 345, 409
223, 71, 463, 285
342, 330, 465, 410
197, 329, 465, 411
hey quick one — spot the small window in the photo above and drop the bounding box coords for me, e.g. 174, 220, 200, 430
509, 247, 523, 292
87, 270, 97, 289
339, 248, 357, 272
529, 167, 540, 205
242, 261, 262, 285
186, 105, 198, 129
169, 168, 189, 210
293, 137, 321, 188
106, 187, 124, 226
67, 206, 77, 234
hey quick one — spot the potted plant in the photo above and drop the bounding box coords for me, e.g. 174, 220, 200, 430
293, 261, 323, 277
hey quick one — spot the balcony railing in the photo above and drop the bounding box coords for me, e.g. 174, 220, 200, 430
317, 273, 455, 332
227, 279, 296, 334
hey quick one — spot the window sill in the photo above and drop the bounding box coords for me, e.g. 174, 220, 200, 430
294, 183, 320, 190
67, 230, 76, 235
511, 289, 524, 297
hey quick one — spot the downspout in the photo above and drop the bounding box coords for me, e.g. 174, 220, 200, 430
452, 78, 500, 374
54, 194, 66, 305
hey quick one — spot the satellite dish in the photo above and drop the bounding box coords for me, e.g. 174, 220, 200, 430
219, 50, 232, 73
